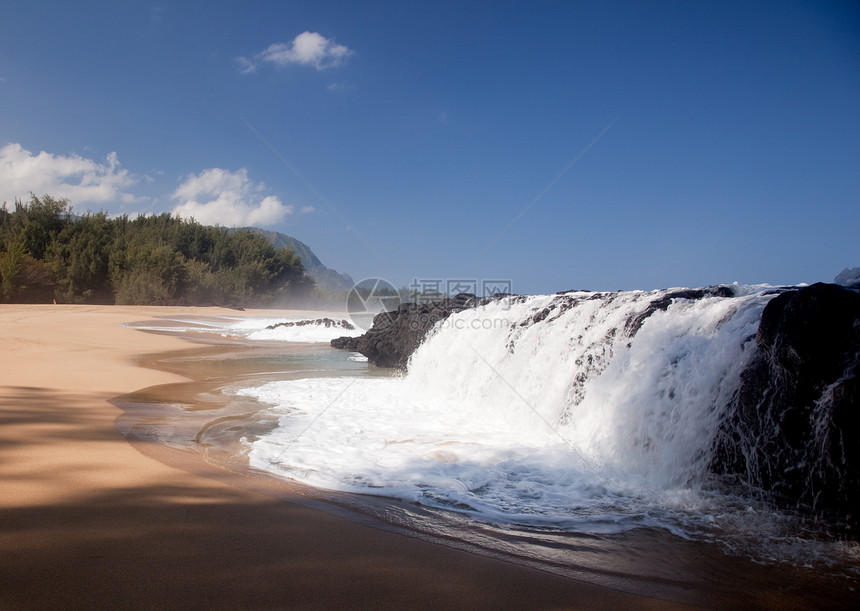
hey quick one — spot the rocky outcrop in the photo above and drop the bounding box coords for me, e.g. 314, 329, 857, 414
624, 285, 736, 336
336, 287, 741, 369
711, 282, 860, 524
333, 280, 860, 526
331, 293, 495, 369
266, 318, 354, 331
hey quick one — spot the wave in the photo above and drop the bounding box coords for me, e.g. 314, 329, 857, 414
241, 287, 781, 536
127, 315, 362, 344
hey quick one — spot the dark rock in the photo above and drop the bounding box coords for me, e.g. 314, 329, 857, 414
625, 285, 736, 336
711, 283, 860, 525
331, 293, 494, 369
330, 335, 360, 350
527, 307, 552, 325
266, 318, 354, 331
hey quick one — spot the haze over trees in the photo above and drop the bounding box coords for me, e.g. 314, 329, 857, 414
0, 195, 313, 306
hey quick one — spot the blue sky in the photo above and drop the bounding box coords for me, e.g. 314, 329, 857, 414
1, 1, 858, 294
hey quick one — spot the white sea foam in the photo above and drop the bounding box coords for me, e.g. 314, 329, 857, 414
127, 314, 361, 344
241, 287, 794, 539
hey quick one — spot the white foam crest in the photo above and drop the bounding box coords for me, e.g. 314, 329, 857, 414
406, 290, 767, 486
563, 295, 765, 486
243, 320, 361, 343
218, 316, 360, 343
128, 314, 361, 343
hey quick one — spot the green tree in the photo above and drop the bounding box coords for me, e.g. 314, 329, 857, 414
50, 212, 114, 303
0, 195, 314, 306
0, 239, 25, 301
14, 195, 71, 259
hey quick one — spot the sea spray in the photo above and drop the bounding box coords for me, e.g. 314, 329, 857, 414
242, 286, 778, 534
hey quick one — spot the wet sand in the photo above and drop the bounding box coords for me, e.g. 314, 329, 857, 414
114, 330, 860, 610
1, 304, 698, 609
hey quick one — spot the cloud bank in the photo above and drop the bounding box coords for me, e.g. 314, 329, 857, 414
238, 31, 353, 74
171, 167, 292, 227
0, 142, 140, 206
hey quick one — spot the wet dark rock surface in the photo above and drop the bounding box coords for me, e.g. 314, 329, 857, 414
331, 293, 500, 369
712, 283, 860, 526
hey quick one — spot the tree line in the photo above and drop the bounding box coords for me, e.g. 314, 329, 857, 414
0, 195, 313, 306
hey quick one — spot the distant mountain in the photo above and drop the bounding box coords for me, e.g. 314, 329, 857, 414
240, 227, 354, 292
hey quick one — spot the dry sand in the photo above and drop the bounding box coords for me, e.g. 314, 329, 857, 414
0, 304, 696, 609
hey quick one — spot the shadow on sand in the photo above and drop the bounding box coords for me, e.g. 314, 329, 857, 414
1, 386, 712, 610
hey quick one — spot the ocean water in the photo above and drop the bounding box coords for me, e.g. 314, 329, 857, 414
125, 313, 363, 345
244, 290, 762, 526
223, 288, 858, 574
122, 294, 860, 599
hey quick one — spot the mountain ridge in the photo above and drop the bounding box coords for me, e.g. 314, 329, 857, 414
240, 227, 354, 292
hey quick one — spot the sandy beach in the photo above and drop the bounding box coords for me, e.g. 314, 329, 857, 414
0, 304, 699, 610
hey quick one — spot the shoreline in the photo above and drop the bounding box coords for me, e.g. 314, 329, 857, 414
0, 304, 694, 609
114, 325, 860, 610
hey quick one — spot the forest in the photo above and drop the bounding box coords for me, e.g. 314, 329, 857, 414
0, 195, 313, 306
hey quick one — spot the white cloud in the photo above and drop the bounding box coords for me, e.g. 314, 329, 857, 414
171, 167, 292, 227
0, 142, 141, 206
237, 31, 353, 74
299, 205, 316, 214
235, 56, 255, 74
